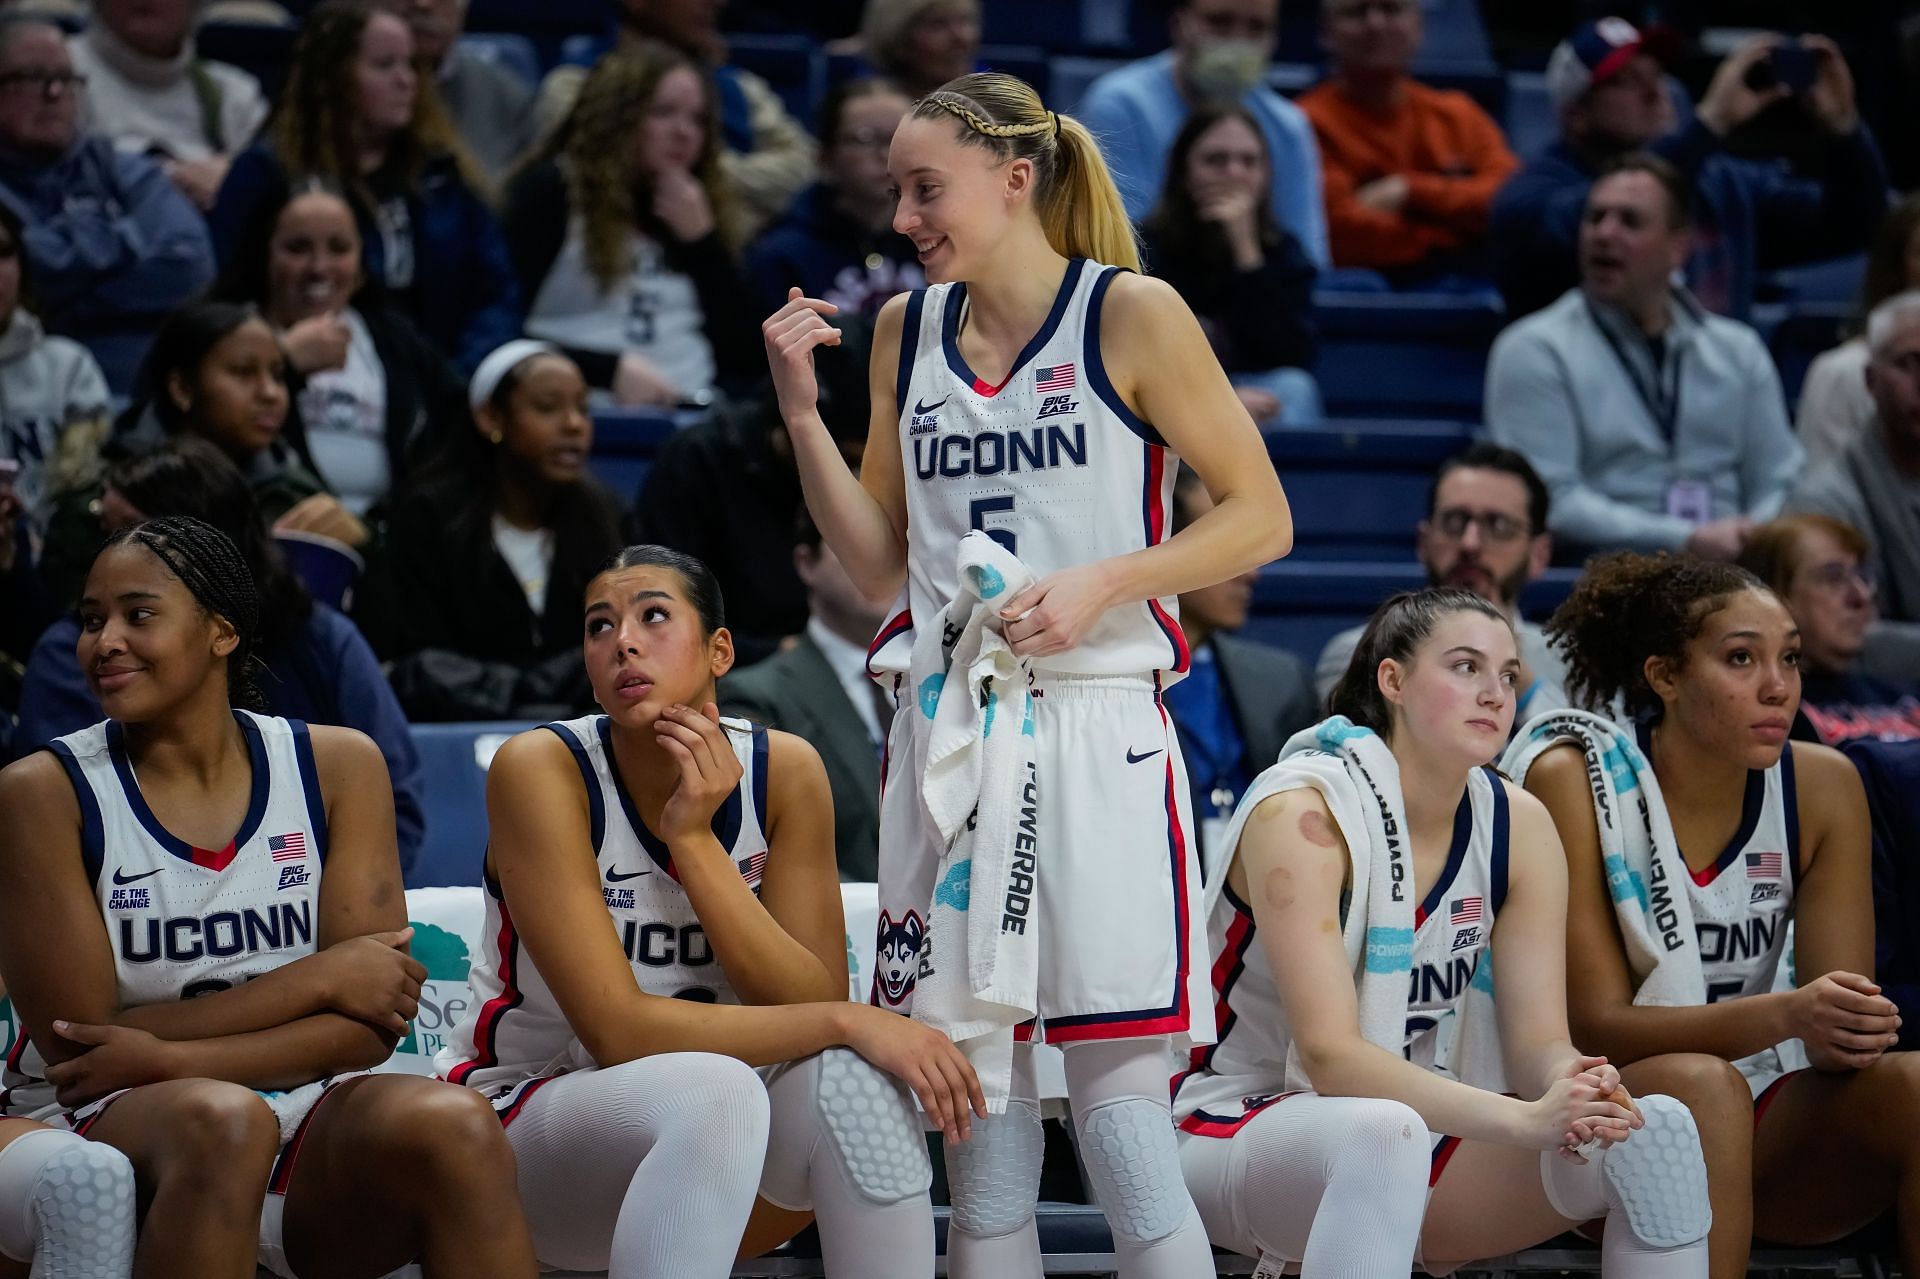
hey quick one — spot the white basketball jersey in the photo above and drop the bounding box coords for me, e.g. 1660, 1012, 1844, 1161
2, 712, 327, 1119
879, 259, 1189, 679
1174, 767, 1509, 1135
1673, 736, 1798, 1005
438, 714, 770, 1102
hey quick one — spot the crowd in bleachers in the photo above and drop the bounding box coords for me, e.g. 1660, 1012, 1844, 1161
2, 0, 1920, 1273
0, 0, 1915, 884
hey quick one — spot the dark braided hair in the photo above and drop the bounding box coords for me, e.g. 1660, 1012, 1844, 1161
102, 516, 267, 711
1327, 587, 1511, 733
1545, 552, 1769, 722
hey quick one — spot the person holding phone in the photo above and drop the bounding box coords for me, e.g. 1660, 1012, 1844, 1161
1491, 17, 1887, 321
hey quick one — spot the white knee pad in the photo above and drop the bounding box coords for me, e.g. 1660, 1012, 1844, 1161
1076, 1097, 1189, 1246
815, 1048, 932, 1206
945, 1099, 1043, 1238
1540, 1095, 1710, 1248
1599, 1094, 1711, 1247
0, 1129, 136, 1271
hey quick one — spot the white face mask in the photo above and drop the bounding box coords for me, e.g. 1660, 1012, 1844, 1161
1184, 37, 1269, 102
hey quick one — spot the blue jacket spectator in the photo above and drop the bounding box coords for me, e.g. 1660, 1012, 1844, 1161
13, 436, 426, 863
744, 79, 923, 318
1491, 19, 1887, 321
207, 4, 519, 373
0, 17, 214, 391
1076, 0, 1328, 266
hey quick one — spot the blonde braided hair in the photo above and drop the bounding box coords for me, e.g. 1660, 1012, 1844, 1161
910, 72, 1137, 270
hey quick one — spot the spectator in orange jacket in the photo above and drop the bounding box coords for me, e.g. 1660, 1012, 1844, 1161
1297, 0, 1517, 282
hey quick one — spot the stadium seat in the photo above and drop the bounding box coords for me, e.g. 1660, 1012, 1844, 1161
1311, 292, 1505, 418
1414, 0, 1494, 68
1760, 254, 1870, 308
1768, 302, 1853, 409
195, 16, 298, 100
727, 33, 827, 126
465, 0, 610, 70
455, 31, 540, 88
1266, 419, 1477, 560
1244, 561, 1580, 665
1504, 71, 1556, 160
589, 407, 678, 503
405, 721, 533, 888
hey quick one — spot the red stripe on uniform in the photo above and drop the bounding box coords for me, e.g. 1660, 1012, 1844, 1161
268, 1079, 349, 1195
497, 1075, 558, 1128
1176, 1092, 1300, 1139
866, 609, 913, 677
1140, 446, 1190, 672
1752, 1069, 1803, 1128
191, 840, 239, 872
446, 903, 522, 1086
1429, 1135, 1463, 1187
1190, 905, 1254, 1073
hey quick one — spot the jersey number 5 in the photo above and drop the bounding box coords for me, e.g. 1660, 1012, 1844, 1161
970, 496, 1017, 554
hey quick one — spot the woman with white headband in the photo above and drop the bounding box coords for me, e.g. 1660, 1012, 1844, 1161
352, 340, 624, 721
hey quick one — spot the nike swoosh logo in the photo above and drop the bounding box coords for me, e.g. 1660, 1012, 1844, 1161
1125, 748, 1164, 765
912, 396, 948, 416
112, 867, 162, 885
605, 867, 649, 883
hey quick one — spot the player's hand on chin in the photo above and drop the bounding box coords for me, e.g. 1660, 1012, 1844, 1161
45, 1021, 177, 1108
999, 562, 1120, 658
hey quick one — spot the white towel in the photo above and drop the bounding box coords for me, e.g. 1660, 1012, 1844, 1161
1211, 717, 1505, 1093
909, 532, 1041, 1108
1501, 710, 1706, 1007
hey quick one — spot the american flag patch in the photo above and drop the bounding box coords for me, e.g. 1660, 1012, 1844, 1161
1449, 896, 1484, 925
1746, 851, 1784, 879
741, 850, 767, 884
1035, 363, 1075, 392
269, 833, 307, 862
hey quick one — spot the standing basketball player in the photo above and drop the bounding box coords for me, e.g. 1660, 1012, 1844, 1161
0, 517, 538, 1279
438, 544, 983, 1279
1522, 554, 1920, 1279
764, 71, 1292, 1279
1175, 589, 1710, 1277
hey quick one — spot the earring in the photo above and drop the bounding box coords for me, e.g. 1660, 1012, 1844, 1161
489, 429, 504, 444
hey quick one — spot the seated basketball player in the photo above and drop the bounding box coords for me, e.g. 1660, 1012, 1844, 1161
437, 544, 985, 1279
1174, 587, 1712, 1277
1518, 553, 1920, 1279
0, 516, 539, 1279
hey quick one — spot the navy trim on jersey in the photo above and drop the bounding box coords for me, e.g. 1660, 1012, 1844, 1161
541, 722, 606, 853
1137, 444, 1190, 672
287, 720, 329, 865
894, 289, 926, 414
749, 726, 769, 840
941, 258, 1086, 395
1486, 768, 1512, 917
103, 713, 271, 868
1780, 743, 1802, 887
596, 716, 744, 875
1083, 267, 1164, 446
48, 740, 106, 890
1689, 766, 1766, 886
1415, 788, 1475, 926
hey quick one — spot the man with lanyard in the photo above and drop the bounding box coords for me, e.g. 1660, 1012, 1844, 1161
1485, 151, 1800, 561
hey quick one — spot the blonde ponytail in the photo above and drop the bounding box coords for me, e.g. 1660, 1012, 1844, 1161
913, 72, 1140, 271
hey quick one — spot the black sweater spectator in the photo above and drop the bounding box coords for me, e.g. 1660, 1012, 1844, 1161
1140, 105, 1317, 426
353, 343, 623, 721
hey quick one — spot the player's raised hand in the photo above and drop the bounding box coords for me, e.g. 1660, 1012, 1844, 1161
763, 287, 842, 420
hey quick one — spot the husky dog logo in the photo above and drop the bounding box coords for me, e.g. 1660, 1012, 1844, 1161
874, 910, 925, 1005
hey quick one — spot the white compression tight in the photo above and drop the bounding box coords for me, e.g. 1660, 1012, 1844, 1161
758, 1049, 935, 1279
0, 1126, 136, 1279
1177, 1095, 1431, 1276
1536, 1094, 1710, 1278
944, 1039, 1213, 1279
504, 1053, 770, 1278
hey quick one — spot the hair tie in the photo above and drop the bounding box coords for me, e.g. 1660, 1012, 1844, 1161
1050, 111, 1061, 140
